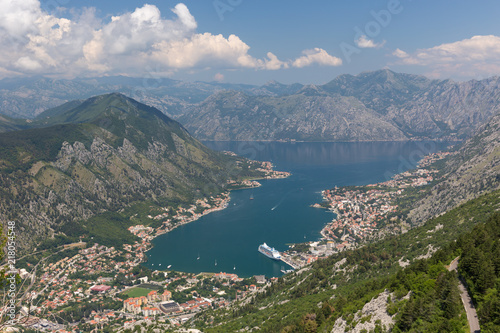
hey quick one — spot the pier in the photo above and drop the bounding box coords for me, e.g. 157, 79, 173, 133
280, 255, 300, 270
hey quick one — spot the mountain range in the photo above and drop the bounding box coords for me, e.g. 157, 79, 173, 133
2, 70, 500, 142
179, 70, 500, 141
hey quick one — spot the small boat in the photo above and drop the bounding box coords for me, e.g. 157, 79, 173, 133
250, 194, 254, 200
167, 265, 172, 269
215, 259, 217, 266
159, 263, 162, 266
197, 254, 200, 260
233, 265, 236, 270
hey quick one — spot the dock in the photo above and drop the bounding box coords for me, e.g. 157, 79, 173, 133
280, 255, 300, 270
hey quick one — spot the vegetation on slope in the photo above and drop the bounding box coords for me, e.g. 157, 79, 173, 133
191, 191, 499, 332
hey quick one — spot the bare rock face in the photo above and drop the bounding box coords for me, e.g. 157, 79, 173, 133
117, 138, 138, 164
331, 290, 395, 332
409, 113, 500, 225
54, 141, 93, 171
90, 137, 113, 168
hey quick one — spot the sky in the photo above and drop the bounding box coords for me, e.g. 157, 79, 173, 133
1, 0, 500, 85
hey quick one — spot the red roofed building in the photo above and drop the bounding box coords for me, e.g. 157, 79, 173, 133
90, 285, 111, 293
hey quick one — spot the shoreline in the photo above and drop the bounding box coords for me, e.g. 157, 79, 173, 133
133, 166, 292, 270
316, 151, 453, 249
202, 138, 462, 143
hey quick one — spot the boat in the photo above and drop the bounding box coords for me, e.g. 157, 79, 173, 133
197, 254, 200, 260
167, 265, 172, 269
215, 260, 217, 266
233, 265, 236, 270
258, 243, 281, 260
250, 194, 254, 200
281, 266, 294, 274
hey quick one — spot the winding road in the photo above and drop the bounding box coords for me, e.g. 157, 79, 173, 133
448, 257, 481, 333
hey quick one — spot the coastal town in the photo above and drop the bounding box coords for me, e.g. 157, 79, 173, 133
0, 159, 290, 331
0, 152, 453, 331
315, 151, 453, 250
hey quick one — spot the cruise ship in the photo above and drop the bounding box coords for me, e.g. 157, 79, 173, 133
258, 243, 281, 260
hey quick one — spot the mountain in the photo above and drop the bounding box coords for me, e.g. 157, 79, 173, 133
408, 112, 500, 225
321, 69, 434, 114
178, 90, 407, 141
0, 113, 30, 132
179, 70, 500, 141
0, 93, 263, 252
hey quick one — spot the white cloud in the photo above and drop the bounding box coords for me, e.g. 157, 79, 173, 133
0, 1, 341, 78
392, 35, 500, 78
264, 52, 289, 70
355, 35, 385, 49
214, 73, 224, 81
0, 0, 42, 38
15, 56, 42, 71
292, 48, 342, 68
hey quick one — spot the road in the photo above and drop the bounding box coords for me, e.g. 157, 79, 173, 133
448, 257, 481, 333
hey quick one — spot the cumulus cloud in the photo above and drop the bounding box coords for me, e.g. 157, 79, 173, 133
292, 48, 342, 68
355, 35, 385, 49
0, 1, 341, 78
392, 35, 500, 78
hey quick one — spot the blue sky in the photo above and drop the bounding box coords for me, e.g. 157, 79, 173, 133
1, 0, 499, 84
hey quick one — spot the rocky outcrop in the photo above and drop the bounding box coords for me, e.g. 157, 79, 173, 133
331, 290, 396, 332
409, 113, 500, 225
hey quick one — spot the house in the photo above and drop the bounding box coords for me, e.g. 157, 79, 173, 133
254, 275, 266, 284
90, 285, 111, 293
147, 290, 158, 302
161, 290, 172, 302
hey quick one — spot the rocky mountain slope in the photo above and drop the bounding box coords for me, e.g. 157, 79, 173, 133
0, 93, 262, 252
408, 112, 500, 225
179, 70, 500, 141
180, 91, 407, 141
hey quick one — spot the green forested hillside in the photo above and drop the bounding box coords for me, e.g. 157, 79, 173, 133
191, 190, 500, 332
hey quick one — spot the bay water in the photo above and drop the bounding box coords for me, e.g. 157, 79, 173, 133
145, 141, 451, 277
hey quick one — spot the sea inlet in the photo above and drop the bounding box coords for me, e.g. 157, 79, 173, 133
145, 141, 451, 277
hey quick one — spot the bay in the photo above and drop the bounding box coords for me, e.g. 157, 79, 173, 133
145, 141, 451, 278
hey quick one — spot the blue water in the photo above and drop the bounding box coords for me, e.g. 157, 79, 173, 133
145, 141, 450, 277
